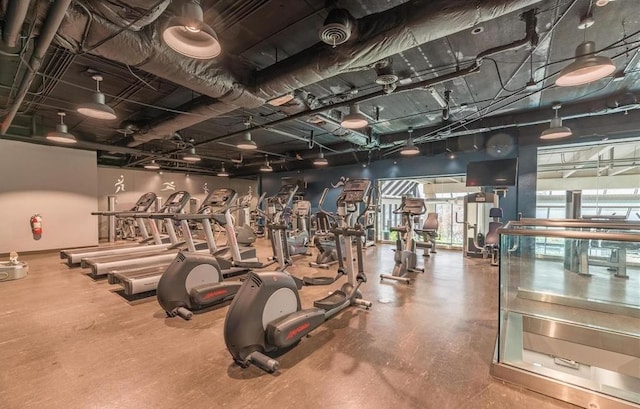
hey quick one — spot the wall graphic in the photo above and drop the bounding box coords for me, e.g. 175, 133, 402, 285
161, 181, 176, 191
114, 174, 125, 193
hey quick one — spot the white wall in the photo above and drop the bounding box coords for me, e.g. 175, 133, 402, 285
0, 140, 98, 253
96, 167, 256, 239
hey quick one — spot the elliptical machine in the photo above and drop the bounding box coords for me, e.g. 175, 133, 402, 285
156, 188, 251, 320
284, 200, 311, 257
223, 178, 374, 373
380, 196, 427, 284
309, 188, 343, 269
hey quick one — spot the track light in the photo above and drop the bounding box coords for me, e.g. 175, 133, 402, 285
400, 127, 420, 156
162, 0, 221, 59
183, 146, 201, 162
313, 150, 329, 166
237, 131, 258, 150
340, 103, 369, 129
144, 160, 161, 170
217, 163, 229, 177
76, 75, 117, 120
260, 156, 273, 172
540, 104, 572, 140
46, 112, 77, 144
556, 41, 615, 87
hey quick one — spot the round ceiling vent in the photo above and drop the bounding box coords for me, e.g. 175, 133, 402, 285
319, 8, 353, 47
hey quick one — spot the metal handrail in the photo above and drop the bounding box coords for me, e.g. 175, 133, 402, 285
507, 218, 640, 230
498, 227, 640, 242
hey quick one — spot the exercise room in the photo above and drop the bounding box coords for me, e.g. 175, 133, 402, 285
1, 1, 638, 408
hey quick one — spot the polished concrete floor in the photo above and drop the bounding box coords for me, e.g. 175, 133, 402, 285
0, 241, 580, 409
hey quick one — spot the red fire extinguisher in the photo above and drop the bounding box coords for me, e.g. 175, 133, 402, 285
30, 214, 43, 236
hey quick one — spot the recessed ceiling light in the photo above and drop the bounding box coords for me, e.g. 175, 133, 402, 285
267, 93, 295, 106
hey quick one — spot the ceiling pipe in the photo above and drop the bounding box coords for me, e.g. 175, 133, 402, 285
1, 0, 72, 135
377, 92, 640, 146
140, 0, 542, 143
2, 0, 31, 47
48, 2, 263, 145
254, 0, 542, 98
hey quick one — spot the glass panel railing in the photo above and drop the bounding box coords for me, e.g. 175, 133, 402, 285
494, 219, 640, 407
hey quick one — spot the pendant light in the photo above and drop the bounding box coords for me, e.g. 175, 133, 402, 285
217, 163, 229, 177
259, 156, 273, 172
400, 127, 420, 156
540, 104, 572, 140
313, 150, 329, 166
183, 146, 201, 162
46, 112, 77, 144
162, 0, 221, 59
237, 131, 257, 150
340, 103, 369, 129
556, 41, 615, 86
76, 75, 117, 120
144, 160, 161, 170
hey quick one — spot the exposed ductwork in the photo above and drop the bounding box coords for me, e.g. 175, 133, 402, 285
2, 0, 32, 48
136, 0, 543, 144
47, 1, 263, 145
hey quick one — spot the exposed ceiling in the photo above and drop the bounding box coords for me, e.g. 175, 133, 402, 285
1, 0, 639, 178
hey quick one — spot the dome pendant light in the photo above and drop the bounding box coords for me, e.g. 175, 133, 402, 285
217, 163, 229, 177
76, 75, 117, 120
540, 104, 573, 140
555, 41, 616, 87
183, 146, 201, 162
46, 112, 77, 144
163, 0, 221, 59
237, 131, 258, 150
400, 127, 420, 156
144, 160, 161, 170
313, 150, 329, 166
340, 103, 369, 129
259, 156, 273, 172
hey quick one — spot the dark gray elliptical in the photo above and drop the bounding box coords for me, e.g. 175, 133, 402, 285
223, 178, 374, 373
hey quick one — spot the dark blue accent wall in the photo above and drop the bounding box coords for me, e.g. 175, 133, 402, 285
260, 141, 534, 224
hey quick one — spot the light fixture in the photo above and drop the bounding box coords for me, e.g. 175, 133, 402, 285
555, 41, 616, 87
267, 93, 295, 106
183, 146, 201, 162
46, 112, 77, 144
217, 163, 229, 177
400, 127, 420, 156
540, 104, 573, 140
237, 131, 257, 150
162, 0, 221, 59
76, 75, 117, 120
144, 160, 161, 170
259, 156, 273, 172
340, 103, 368, 129
313, 150, 329, 166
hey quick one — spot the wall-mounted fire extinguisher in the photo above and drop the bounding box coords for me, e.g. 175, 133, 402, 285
30, 214, 43, 238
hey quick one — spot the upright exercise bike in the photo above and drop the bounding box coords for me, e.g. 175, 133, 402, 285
223, 178, 374, 373
380, 196, 427, 284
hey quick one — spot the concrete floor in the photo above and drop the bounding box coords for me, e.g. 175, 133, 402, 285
0, 241, 580, 409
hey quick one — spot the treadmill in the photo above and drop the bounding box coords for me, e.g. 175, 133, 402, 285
107, 188, 251, 295
60, 192, 161, 266
81, 190, 198, 277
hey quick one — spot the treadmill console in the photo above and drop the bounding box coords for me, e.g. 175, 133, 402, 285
160, 191, 191, 213
342, 179, 371, 203
401, 197, 426, 215
202, 188, 237, 214
132, 192, 157, 212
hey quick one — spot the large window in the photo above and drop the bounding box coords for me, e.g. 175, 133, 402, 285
377, 177, 478, 248
536, 139, 640, 258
